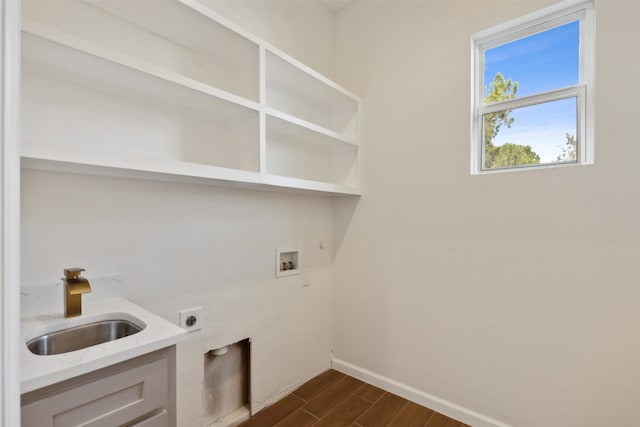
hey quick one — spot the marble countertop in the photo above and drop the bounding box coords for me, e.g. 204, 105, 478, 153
21, 297, 187, 394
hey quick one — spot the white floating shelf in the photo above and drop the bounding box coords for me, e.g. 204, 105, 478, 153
22, 142, 362, 196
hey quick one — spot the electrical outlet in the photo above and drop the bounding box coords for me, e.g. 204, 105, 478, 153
178, 307, 203, 332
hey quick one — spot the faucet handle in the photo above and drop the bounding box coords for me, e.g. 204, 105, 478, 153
64, 268, 86, 279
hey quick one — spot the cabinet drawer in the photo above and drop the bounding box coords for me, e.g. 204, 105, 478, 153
127, 409, 168, 427
22, 358, 168, 427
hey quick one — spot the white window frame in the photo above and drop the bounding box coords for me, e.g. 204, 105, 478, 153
470, 0, 595, 174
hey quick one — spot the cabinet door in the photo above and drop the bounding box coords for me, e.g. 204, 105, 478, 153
22, 358, 168, 427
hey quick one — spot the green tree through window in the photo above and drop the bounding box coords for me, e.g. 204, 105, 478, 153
483, 72, 541, 168
556, 133, 577, 161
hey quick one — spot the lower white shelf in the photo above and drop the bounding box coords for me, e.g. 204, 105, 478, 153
21, 143, 362, 196
266, 115, 359, 187
22, 32, 261, 174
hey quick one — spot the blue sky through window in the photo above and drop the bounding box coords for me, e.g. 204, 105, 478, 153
484, 21, 579, 163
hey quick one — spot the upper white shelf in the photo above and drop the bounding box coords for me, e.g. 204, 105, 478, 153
20, 0, 362, 196
265, 50, 360, 141
22, 0, 260, 102
265, 108, 358, 147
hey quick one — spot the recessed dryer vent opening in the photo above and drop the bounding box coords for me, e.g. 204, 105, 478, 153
204, 338, 250, 423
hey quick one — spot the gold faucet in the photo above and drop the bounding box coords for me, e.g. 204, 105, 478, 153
63, 268, 92, 318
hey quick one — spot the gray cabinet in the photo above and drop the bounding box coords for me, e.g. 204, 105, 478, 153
21, 346, 176, 427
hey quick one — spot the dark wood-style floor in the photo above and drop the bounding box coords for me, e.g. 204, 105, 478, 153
238, 369, 469, 427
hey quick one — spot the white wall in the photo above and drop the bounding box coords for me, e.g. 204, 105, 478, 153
333, 1, 640, 426
201, 0, 336, 79
20, 2, 337, 426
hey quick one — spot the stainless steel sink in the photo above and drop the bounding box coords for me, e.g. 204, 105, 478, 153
26, 319, 144, 356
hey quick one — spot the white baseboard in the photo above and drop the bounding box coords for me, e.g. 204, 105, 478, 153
331, 358, 512, 427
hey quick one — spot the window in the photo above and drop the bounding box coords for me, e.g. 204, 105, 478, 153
471, 1, 594, 173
